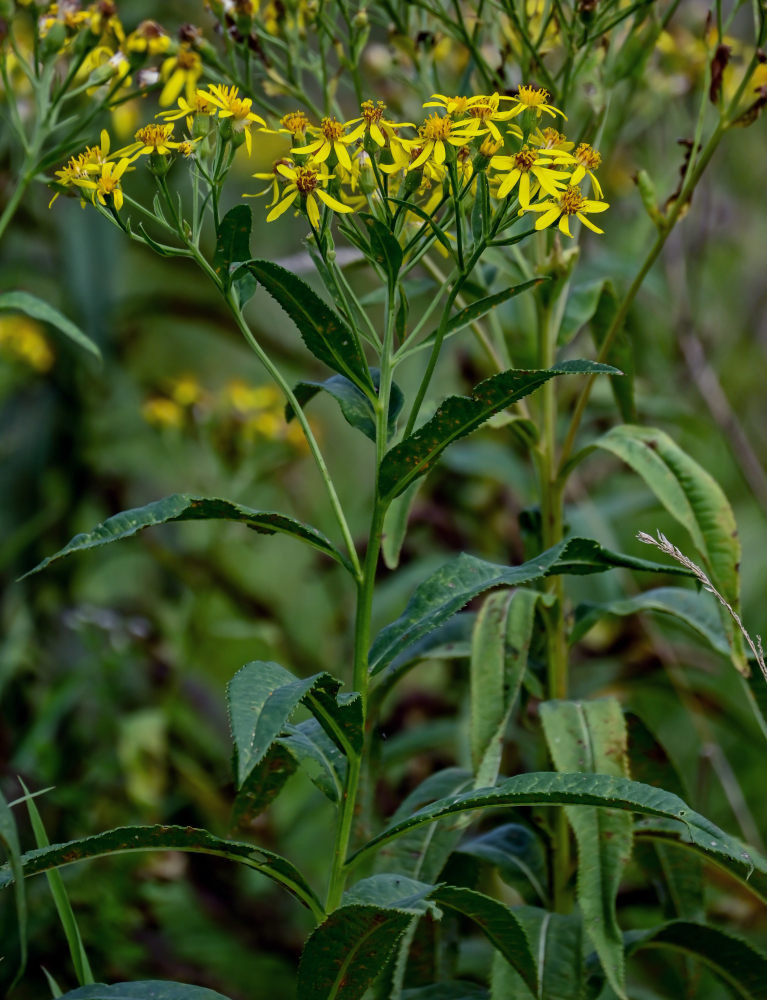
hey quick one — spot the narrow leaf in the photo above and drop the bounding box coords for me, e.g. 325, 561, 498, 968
360, 213, 403, 286
245, 259, 373, 390
595, 424, 743, 669
22, 494, 349, 578
590, 282, 635, 422
379, 362, 619, 501
343, 874, 438, 913
213, 205, 254, 300
403, 984, 487, 999
278, 719, 346, 803
57, 983, 235, 999
457, 824, 548, 904
287, 369, 404, 443
471, 589, 553, 788
0, 824, 323, 920
558, 279, 605, 346
0, 787, 26, 987
0, 290, 100, 358
540, 699, 633, 998
348, 772, 753, 877
381, 480, 420, 570
444, 279, 546, 338
491, 907, 583, 1000
369, 537, 692, 676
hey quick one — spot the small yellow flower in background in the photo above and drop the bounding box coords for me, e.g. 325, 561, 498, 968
508, 85, 566, 121
201, 84, 266, 154
126, 20, 171, 55
87, 0, 125, 45
0, 316, 54, 373
525, 184, 609, 237
142, 397, 185, 429
169, 374, 204, 407
111, 98, 142, 139
292, 116, 357, 170
266, 160, 354, 227
226, 381, 280, 414
159, 45, 203, 107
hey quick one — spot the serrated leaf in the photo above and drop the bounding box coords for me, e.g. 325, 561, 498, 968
0, 787, 26, 988
456, 824, 548, 904
595, 424, 744, 670
230, 742, 298, 826
625, 921, 767, 1000
57, 983, 234, 1000
22, 494, 349, 578
540, 699, 632, 999
471, 589, 553, 788
244, 259, 373, 391
360, 213, 403, 286
491, 907, 583, 1000
374, 769, 474, 882
0, 824, 323, 918
213, 205, 253, 297
571, 586, 729, 654
278, 719, 346, 802
444, 280, 546, 339
0, 290, 100, 359
379, 362, 618, 501
296, 904, 413, 1000
348, 772, 753, 877
431, 887, 537, 995
590, 282, 635, 422
287, 369, 404, 443
368, 537, 692, 676
343, 874, 438, 914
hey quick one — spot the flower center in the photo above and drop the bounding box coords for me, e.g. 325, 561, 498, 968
514, 146, 537, 171
282, 111, 309, 135
136, 124, 174, 148
177, 49, 200, 70
517, 85, 550, 107
420, 114, 452, 141
540, 127, 566, 148
559, 186, 586, 214
320, 117, 345, 141
98, 175, 120, 197
449, 96, 469, 113
294, 166, 319, 193
361, 100, 385, 124
575, 143, 601, 169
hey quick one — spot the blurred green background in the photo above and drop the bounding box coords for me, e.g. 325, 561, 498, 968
2, 1, 767, 997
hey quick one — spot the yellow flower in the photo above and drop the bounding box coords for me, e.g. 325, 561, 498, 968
266, 161, 354, 228
126, 20, 171, 55
159, 46, 203, 106
156, 93, 214, 134
142, 397, 185, 429
201, 84, 266, 155
508, 85, 566, 121
345, 101, 413, 147
169, 374, 204, 407
570, 142, 603, 197
292, 116, 357, 170
248, 159, 295, 206
72, 158, 131, 211
49, 130, 112, 205
0, 316, 54, 373
524, 184, 608, 237
116, 123, 189, 160
490, 145, 572, 207
409, 113, 475, 169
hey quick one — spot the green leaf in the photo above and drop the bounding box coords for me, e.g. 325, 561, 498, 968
296, 904, 414, 1000
456, 824, 548, 904
491, 907, 583, 1000
343, 874, 438, 914
368, 537, 691, 676
347, 772, 753, 876
625, 920, 767, 1000
387, 197, 453, 253
21, 780, 94, 985
230, 742, 297, 827
278, 719, 346, 803
471, 589, 553, 788
57, 983, 235, 999
444, 279, 547, 339
540, 700, 633, 999
431, 887, 537, 995
379, 362, 618, 501
374, 769, 474, 882
0, 824, 323, 920
22, 493, 350, 578
287, 369, 404, 443
213, 205, 256, 303
471, 172, 491, 242
0, 787, 26, 988
403, 984, 487, 999
381, 480, 420, 570
571, 586, 729, 654
590, 282, 635, 422
244, 259, 373, 391
0, 290, 100, 359
359, 213, 403, 286
594, 424, 744, 670
558, 279, 606, 346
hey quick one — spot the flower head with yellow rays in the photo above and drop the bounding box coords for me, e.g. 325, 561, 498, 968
199, 84, 266, 155
345, 101, 414, 147
490, 145, 572, 207
570, 143, 603, 197
116, 123, 190, 160
159, 45, 203, 107
71, 158, 132, 211
508, 85, 566, 121
292, 117, 357, 171
524, 184, 608, 237
266, 159, 355, 228
409, 113, 476, 169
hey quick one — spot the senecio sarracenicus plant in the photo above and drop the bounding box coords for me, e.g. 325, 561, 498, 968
3, 0, 767, 997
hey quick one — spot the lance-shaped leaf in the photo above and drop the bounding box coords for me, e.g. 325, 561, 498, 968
374, 768, 474, 883
287, 369, 404, 443
590, 281, 635, 422
571, 586, 729, 654
379, 362, 619, 501
213, 204, 256, 303
368, 537, 691, 676
471, 589, 553, 788
22, 494, 350, 578
347, 772, 753, 876
0, 788, 26, 987
55, 983, 235, 1000
431, 887, 537, 995
278, 719, 346, 803
457, 824, 548, 905
624, 921, 767, 1000
0, 824, 323, 920
245, 259, 373, 391
540, 699, 633, 999
359, 213, 403, 287
491, 907, 583, 1000
594, 424, 744, 670
0, 290, 100, 359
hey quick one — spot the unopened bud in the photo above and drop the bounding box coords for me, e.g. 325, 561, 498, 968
353, 7, 368, 28
635, 169, 665, 228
